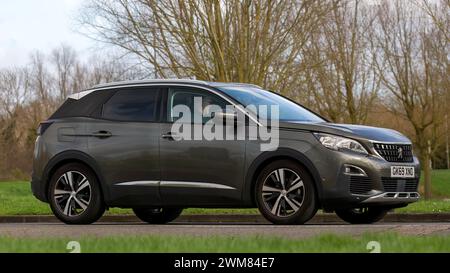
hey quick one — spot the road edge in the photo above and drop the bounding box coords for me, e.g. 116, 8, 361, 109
0, 213, 449, 223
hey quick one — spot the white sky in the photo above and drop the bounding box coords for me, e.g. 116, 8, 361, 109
0, 0, 95, 69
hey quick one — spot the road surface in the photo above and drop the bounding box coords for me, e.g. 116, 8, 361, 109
1, 222, 449, 238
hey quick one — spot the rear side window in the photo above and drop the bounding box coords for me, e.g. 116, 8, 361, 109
102, 89, 159, 122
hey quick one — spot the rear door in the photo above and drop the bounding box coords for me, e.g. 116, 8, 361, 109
87, 87, 163, 206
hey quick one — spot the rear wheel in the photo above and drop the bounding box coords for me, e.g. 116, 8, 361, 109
133, 208, 183, 224
335, 207, 388, 224
48, 163, 105, 224
255, 160, 318, 225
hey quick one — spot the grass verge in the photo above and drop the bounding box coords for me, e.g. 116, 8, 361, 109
1, 233, 450, 252
424, 169, 450, 198
395, 199, 450, 213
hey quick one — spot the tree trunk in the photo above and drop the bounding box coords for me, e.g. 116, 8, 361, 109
423, 153, 432, 200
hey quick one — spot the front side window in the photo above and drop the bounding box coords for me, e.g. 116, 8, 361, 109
167, 88, 227, 123
102, 88, 159, 121
219, 86, 325, 122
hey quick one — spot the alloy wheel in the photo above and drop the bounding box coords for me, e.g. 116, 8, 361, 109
262, 168, 305, 217
53, 171, 91, 216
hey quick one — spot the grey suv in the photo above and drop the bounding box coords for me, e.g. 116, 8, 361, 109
31, 79, 420, 225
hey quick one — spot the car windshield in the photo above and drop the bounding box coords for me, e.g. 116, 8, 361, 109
218, 86, 325, 122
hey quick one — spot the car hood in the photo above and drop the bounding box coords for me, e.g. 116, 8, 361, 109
279, 121, 411, 143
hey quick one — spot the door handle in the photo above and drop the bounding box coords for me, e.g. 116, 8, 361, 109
161, 132, 181, 141
91, 130, 112, 138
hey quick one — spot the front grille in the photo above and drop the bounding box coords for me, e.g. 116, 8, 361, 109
349, 176, 373, 195
382, 177, 419, 192
373, 143, 413, 162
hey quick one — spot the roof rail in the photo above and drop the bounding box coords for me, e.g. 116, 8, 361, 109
92, 79, 210, 89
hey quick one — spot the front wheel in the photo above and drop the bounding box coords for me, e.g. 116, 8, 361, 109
133, 208, 183, 224
335, 207, 388, 224
255, 160, 318, 225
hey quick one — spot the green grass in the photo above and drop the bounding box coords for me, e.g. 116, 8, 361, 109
1, 233, 450, 252
0, 181, 51, 215
395, 200, 450, 213
424, 169, 450, 198
0, 169, 448, 215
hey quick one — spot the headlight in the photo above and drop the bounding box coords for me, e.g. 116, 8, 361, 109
314, 133, 368, 155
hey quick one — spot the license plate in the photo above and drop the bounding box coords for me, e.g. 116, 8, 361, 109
391, 166, 415, 178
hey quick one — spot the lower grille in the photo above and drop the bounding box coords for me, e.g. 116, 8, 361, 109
382, 177, 419, 192
349, 176, 373, 195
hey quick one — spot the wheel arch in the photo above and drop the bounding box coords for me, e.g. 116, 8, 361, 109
42, 150, 110, 203
242, 148, 323, 207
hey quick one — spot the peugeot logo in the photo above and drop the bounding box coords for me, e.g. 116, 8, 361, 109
398, 147, 403, 159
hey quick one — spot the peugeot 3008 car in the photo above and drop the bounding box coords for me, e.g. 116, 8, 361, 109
31, 79, 420, 225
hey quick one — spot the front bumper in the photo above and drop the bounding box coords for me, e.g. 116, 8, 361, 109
309, 145, 421, 210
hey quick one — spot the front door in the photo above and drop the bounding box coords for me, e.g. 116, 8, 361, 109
159, 87, 246, 206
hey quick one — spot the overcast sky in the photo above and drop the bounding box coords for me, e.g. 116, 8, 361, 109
0, 0, 95, 69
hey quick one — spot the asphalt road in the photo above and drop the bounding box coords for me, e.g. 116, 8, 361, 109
1, 222, 450, 238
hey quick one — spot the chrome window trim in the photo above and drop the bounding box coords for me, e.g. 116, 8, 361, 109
85, 83, 262, 126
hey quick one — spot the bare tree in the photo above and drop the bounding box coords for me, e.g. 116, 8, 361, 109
303, 0, 379, 123
0, 67, 31, 175
373, 0, 449, 199
71, 62, 89, 93
29, 51, 54, 116
79, 0, 332, 94
417, 0, 450, 42
0, 68, 29, 118
51, 45, 78, 101
83, 53, 146, 86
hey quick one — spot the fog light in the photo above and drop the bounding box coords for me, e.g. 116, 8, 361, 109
343, 164, 367, 176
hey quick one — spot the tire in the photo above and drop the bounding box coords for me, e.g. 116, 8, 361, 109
335, 207, 388, 224
255, 160, 318, 225
48, 163, 105, 224
133, 208, 183, 224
